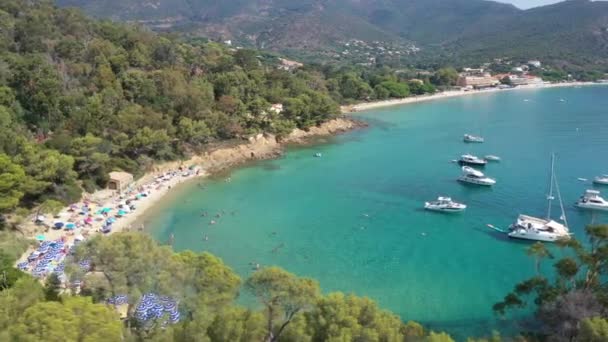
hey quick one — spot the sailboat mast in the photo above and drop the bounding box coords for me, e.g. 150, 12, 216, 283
554, 162, 569, 228
546, 153, 555, 220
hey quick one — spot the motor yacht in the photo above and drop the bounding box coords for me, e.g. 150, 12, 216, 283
593, 175, 608, 185
424, 197, 467, 213
463, 134, 484, 143
575, 189, 608, 211
458, 154, 487, 166
458, 166, 496, 186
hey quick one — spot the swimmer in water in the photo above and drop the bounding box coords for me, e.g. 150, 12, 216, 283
210, 220, 216, 225
204, 235, 209, 241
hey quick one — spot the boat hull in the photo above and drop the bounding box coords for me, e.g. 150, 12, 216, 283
575, 203, 608, 211
458, 160, 486, 167
507, 231, 565, 242
458, 177, 495, 186
424, 205, 466, 213
593, 179, 608, 185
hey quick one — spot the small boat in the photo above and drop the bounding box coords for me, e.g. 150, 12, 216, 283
508, 154, 571, 242
559, 98, 566, 102
424, 197, 467, 213
458, 166, 496, 186
314, 153, 322, 158
575, 190, 608, 211
463, 134, 484, 143
593, 175, 608, 185
484, 155, 501, 162
458, 154, 487, 166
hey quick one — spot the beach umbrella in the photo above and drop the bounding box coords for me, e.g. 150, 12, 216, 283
117, 210, 127, 216
53, 221, 64, 229
35, 215, 46, 222
36, 235, 45, 241
65, 223, 76, 230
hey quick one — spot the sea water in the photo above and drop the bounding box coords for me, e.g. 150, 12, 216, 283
143, 86, 608, 338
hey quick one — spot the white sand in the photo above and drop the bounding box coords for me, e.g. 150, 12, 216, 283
342, 82, 603, 113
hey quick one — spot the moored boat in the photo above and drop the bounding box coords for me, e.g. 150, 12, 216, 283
593, 175, 608, 185
484, 155, 501, 162
424, 197, 467, 213
458, 166, 496, 186
463, 134, 484, 143
458, 154, 487, 166
508, 154, 571, 242
575, 189, 608, 211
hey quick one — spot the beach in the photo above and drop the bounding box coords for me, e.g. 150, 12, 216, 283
16, 81, 603, 273
16, 117, 364, 269
341, 81, 602, 113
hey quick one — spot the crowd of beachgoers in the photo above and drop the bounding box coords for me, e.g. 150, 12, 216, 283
17, 165, 202, 284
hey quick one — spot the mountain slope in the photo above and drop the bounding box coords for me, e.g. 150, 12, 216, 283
54, 0, 608, 64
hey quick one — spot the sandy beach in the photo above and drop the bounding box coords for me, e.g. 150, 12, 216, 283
16, 117, 364, 270
16, 81, 604, 271
341, 81, 603, 113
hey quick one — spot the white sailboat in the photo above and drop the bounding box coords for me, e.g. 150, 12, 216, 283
508, 154, 571, 242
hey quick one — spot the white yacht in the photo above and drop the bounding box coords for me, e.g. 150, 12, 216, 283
508, 154, 571, 242
593, 175, 608, 185
464, 134, 484, 143
458, 154, 487, 166
484, 155, 501, 162
575, 190, 608, 211
424, 197, 467, 213
458, 166, 496, 186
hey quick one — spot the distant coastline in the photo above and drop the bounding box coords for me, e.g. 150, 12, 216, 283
341, 81, 604, 114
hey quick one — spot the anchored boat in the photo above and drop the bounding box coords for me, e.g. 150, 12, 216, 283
463, 134, 484, 143
508, 154, 571, 242
593, 175, 608, 185
424, 197, 467, 213
458, 166, 496, 186
458, 154, 487, 166
575, 189, 608, 211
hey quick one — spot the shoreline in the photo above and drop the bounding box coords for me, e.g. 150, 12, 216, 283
16, 117, 366, 267
16, 81, 603, 268
341, 81, 604, 113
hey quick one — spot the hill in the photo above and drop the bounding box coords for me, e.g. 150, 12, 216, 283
54, 0, 608, 67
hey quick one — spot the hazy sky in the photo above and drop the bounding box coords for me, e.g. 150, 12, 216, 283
498, 0, 562, 9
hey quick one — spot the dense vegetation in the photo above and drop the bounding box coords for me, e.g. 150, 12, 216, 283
0, 232, 480, 342
494, 224, 608, 341
55, 0, 608, 72
0, 0, 436, 220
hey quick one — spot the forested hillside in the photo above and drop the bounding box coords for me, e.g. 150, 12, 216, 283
0, 0, 439, 216
54, 0, 608, 67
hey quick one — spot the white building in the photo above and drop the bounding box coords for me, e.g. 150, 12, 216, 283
528, 60, 542, 68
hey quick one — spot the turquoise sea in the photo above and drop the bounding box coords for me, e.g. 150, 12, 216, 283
143, 86, 608, 338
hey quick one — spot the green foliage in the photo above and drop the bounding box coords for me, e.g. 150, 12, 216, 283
579, 317, 608, 342
431, 68, 459, 87
0, 153, 25, 212
496, 224, 608, 340
0, 252, 27, 290
246, 266, 320, 342
43, 273, 62, 301
8, 296, 123, 342
0, 231, 32, 259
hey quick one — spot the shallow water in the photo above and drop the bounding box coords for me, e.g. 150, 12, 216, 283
143, 86, 608, 338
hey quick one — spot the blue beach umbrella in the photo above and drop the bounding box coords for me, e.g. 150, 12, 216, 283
65, 223, 76, 230
36, 235, 45, 241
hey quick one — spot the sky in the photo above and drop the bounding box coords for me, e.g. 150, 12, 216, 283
497, 0, 563, 9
